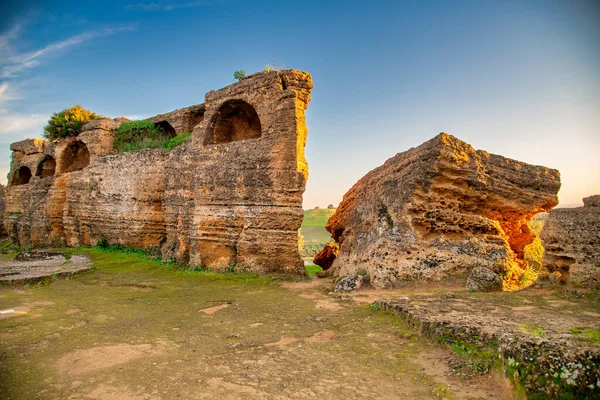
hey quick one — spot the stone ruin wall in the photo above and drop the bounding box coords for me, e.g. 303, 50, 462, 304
3, 70, 312, 275
541, 195, 600, 289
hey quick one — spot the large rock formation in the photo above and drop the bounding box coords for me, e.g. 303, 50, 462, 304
541, 195, 600, 288
318, 133, 560, 288
4, 70, 312, 275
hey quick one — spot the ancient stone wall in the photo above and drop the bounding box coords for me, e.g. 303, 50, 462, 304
317, 133, 560, 288
147, 104, 205, 136
541, 195, 600, 288
3, 70, 312, 275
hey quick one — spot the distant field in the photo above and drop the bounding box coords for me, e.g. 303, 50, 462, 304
301, 208, 336, 258
301, 208, 337, 228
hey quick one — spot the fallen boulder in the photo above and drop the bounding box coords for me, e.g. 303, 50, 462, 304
313, 242, 339, 270
325, 133, 560, 288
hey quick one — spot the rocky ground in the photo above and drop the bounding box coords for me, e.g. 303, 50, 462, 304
0, 249, 598, 399
0, 251, 92, 285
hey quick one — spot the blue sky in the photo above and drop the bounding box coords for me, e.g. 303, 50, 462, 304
1, 0, 598, 208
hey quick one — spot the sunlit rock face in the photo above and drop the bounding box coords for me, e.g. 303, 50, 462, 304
3, 70, 312, 275
541, 195, 600, 289
322, 133, 561, 288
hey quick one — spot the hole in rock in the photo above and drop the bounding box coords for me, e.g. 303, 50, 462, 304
36, 155, 56, 178
60, 141, 90, 174
208, 99, 261, 145
155, 121, 177, 138
11, 166, 32, 186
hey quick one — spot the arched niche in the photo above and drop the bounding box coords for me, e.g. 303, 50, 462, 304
36, 155, 56, 178
187, 109, 205, 132
11, 166, 32, 186
60, 141, 90, 174
155, 121, 177, 138
207, 100, 262, 145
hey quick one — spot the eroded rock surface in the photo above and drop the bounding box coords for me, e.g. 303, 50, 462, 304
465, 267, 502, 292
324, 133, 560, 288
0, 251, 93, 284
375, 294, 600, 398
334, 275, 369, 292
3, 70, 313, 275
541, 195, 600, 288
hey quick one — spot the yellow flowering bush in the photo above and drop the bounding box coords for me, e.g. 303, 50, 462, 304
43, 105, 101, 140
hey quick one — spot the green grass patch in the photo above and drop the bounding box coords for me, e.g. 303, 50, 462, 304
165, 131, 192, 150
517, 322, 544, 337
301, 208, 336, 228
305, 264, 322, 275
569, 327, 600, 344
300, 208, 337, 258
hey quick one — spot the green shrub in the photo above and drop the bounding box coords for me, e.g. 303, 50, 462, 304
524, 213, 546, 273
164, 131, 192, 150
233, 70, 246, 81
43, 105, 101, 140
114, 120, 192, 153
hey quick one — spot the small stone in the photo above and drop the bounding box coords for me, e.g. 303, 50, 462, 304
466, 267, 503, 292
334, 275, 369, 292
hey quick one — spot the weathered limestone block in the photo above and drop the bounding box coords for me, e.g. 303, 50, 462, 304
4, 70, 312, 276
10, 138, 47, 155
322, 133, 560, 288
62, 149, 168, 248
164, 70, 312, 274
541, 195, 600, 288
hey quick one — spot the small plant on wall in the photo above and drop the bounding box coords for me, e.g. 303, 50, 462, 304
43, 105, 101, 140
233, 70, 246, 81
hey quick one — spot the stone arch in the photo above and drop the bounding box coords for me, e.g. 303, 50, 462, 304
155, 121, 177, 138
187, 109, 205, 132
11, 166, 32, 186
207, 100, 262, 145
36, 155, 56, 178
60, 141, 90, 174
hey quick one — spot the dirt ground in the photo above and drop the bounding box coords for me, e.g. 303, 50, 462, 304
1, 249, 521, 400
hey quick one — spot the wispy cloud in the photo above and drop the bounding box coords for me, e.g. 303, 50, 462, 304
0, 23, 23, 56
0, 25, 136, 79
0, 112, 47, 137
0, 82, 20, 113
0, 82, 47, 137
127, 1, 208, 11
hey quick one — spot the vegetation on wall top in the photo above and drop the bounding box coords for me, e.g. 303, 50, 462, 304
43, 105, 101, 140
113, 120, 191, 153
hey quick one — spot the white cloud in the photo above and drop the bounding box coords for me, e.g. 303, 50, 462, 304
127, 1, 208, 11
0, 25, 136, 79
0, 23, 22, 56
0, 81, 47, 137
0, 113, 47, 136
